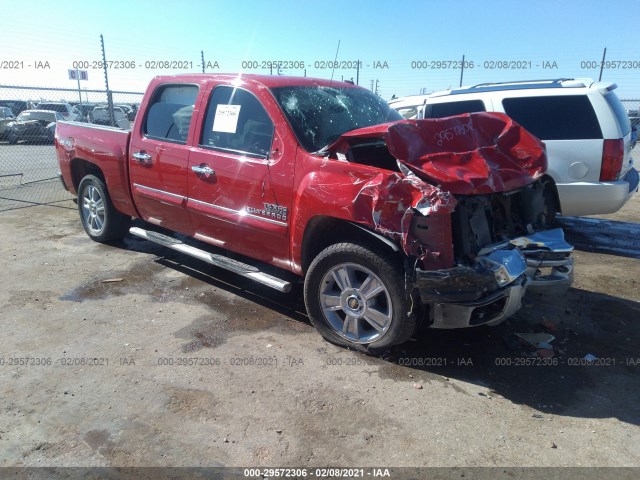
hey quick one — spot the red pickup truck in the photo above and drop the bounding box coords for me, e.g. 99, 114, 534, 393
56, 74, 573, 352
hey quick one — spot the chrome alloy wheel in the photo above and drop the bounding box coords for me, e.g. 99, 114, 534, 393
318, 263, 393, 344
81, 184, 106, 235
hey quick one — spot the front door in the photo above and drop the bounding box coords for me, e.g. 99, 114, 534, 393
187, 84, 294, 267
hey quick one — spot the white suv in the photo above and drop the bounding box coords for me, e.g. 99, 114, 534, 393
37, 102, 83, 122
389, 79, 639, 216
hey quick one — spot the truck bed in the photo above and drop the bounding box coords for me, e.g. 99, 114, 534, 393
55, 121, 137, 217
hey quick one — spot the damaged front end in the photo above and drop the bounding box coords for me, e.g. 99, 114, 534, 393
343, 112, 574, 329
416, 197, 574, 329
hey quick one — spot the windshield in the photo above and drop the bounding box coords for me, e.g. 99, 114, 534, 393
18, 111, 56, 122
270, 85, 402, 152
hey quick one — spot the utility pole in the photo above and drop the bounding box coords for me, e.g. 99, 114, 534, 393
100, 34, 115, 127
459, 54, 465, 87
75, 68, 82, 104
356, 61, 360, 85
201, 50, 205, 73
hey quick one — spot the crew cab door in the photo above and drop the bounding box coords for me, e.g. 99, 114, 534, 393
129, 84, 199, 234
186, 84, 295, 267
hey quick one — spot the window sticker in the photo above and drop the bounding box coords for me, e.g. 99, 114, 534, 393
212, 104, 241, 133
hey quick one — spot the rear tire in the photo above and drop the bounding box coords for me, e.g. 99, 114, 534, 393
8, 133, 17, 145
77, 174, 130, 243
304, 242, 417, 353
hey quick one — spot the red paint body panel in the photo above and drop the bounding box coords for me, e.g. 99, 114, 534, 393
55, 124, 138, 218
185, 79, 296, 267
55, 74, 549, 278
330, 112, 547, 195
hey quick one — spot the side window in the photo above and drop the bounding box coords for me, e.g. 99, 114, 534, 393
502, 95, 603, 140
143, 84, 199, 144
426, 100, 486, 118
396, 106, 419, 119
200, 86, 274, 157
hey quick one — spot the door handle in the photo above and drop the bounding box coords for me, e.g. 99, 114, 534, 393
133, 151, 152, 164
192, 165, 215, 176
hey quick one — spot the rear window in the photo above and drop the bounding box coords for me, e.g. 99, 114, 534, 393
426, 100, 486, 118
502, 95, 603, 140
396, 106, 420, 119
603, 92, 631, 137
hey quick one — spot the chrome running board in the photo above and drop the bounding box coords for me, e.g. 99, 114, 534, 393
129, 227, 292, 293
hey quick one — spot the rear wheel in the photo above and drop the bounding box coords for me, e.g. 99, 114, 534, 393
8, 132, 17, 145
77, 174, 130, 243
304, 242, 416, 353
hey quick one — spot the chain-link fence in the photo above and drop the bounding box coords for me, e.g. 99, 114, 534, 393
0, 85, 143, 211
621, 100, 640, 166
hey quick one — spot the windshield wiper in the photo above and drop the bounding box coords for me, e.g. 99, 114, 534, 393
311, 134, 343, 156
311, 145, 332, 156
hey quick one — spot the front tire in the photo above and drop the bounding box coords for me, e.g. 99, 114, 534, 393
304, 242, 416, 353
77, 174, 130, 243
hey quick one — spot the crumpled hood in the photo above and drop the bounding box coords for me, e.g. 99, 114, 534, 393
331, 112, 547, 195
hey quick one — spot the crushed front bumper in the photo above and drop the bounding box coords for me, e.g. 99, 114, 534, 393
509, 228, 574, 294
416, 228, 573, 329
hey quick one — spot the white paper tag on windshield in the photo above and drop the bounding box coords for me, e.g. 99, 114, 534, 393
212, 104, 241, 133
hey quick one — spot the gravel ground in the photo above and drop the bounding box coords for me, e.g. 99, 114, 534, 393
0, 193, 638, 474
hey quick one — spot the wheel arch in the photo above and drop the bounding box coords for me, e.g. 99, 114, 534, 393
300, 216, 403, 275
70, 158, 105, 192
541, 173, 562, 217
69, 158, 138, 218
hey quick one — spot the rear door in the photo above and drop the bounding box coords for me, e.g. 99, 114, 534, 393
129, 83, 199, 234
186, 83, 294, 266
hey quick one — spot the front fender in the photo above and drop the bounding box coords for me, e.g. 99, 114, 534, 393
289, 159, 456, 274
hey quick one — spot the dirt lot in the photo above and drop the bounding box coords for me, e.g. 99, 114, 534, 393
0, 192, 638, 474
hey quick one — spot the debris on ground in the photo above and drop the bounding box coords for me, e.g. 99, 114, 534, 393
515, 332, 556, 349
101, 278, 123, 283
502, 333, 522, 351
537, 348, 555, 359
413, 383, 423, 390
540, 319, 558, 332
